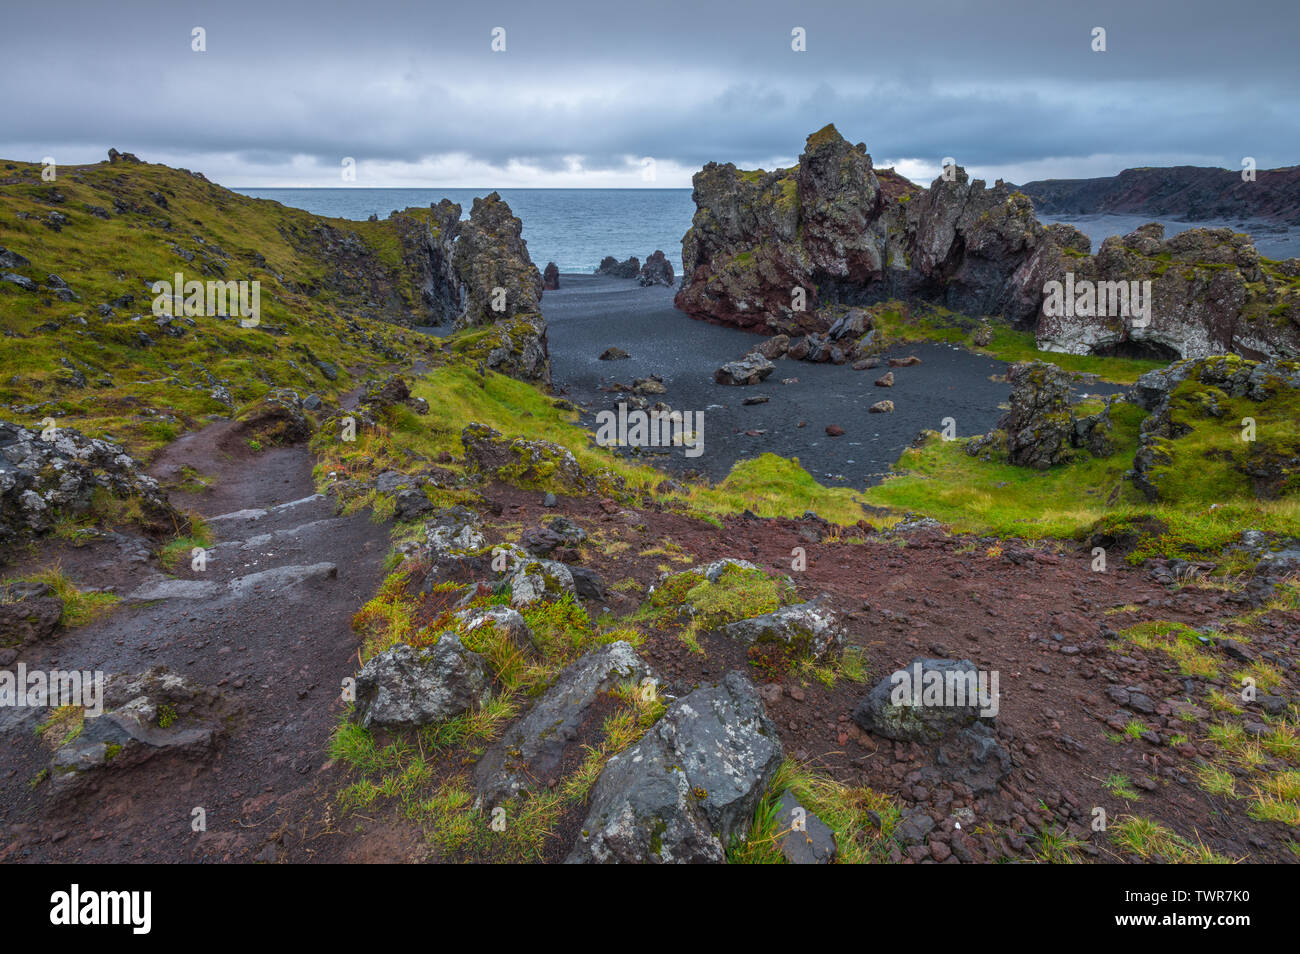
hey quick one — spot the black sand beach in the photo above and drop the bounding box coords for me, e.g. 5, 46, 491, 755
544, 274, 1121, 487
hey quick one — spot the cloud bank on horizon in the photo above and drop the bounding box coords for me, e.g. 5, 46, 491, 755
2, 0, 1296, 189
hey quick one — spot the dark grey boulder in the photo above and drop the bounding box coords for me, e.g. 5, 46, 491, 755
569, 566, 607, 603
774, 791, 837, 864
0, 247, 32, 269
354, 636, 491, 729
852, 657, 994, 744
566, 670, 781, 863
520, 516, 585, 556
474, 641, 655, 806
393, 487, 432, 522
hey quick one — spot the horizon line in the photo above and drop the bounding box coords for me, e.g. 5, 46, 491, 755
230, 185, 697, 191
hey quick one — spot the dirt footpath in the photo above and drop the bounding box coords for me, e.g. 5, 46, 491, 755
0, 421, 404, 863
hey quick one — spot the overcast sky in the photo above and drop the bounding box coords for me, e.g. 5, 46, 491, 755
2, 0, 1296, 188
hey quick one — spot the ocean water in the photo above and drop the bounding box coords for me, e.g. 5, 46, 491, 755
233, 188, 696, 275
232, 188, 1300, 277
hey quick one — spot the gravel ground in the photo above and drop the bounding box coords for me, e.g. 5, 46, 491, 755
544, 274, 1120, 486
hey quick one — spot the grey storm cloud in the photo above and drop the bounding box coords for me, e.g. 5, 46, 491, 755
2, 0, 1297, 181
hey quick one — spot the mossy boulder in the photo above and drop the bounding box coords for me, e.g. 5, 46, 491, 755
460, 422, 589, 494
641, 561, 796, 630
449, 313, 551, 387
1131, 354, 1300, 501
718, 595, 846, 660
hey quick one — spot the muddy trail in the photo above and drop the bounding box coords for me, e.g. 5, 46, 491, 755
0, 421, 399, 862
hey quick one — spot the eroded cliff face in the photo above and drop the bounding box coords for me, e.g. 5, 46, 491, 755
390, 191, 550, 386
1019, 164, 1300, 226
389, 199, 463, 326
675, 125, 1300, 361
675, 124, 1061, 336
1035, 224, 1300, 361
450, 192, 544, 329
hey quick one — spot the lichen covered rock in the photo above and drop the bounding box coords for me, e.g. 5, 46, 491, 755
354, 637, 491, 729
0, 420, 179, 549
566, 671, 782, 863
1036, 224, 1300, 361
474, 641, 656, 806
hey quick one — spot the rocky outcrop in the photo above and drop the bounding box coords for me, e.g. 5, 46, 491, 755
543, 261, 560, 291
677, 125, 1300, 362
676, 124, 1058, 336
49, 668, 233, 796
354, 637, 492, 729
966, 360, 1117, 469
637, 250, 675, 287
719, 597, 846, 660
387, 199, 462, 325
596, 255, 641, 278
0, 420, 179, 550
972, 361, 1073, 469
474, 641, 655, 806
387, 193, 552, 384
451, 312, 551, 386
451, 192, 544, 328
461, 422, 590, 494
566, 671, 782, 863
1130, 354, 1300, 501
444, 194, 551, 385
1035, 224, 1300, 361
